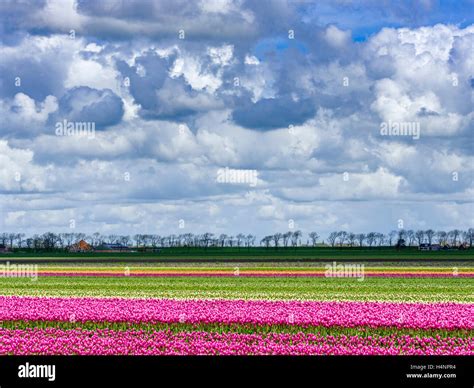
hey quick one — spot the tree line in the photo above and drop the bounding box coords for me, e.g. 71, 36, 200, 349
0, 228, 472, 250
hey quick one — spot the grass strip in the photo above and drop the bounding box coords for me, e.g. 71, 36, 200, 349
1, 320, 472, 338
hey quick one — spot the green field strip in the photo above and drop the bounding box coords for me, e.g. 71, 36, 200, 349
1, 320, 472, 339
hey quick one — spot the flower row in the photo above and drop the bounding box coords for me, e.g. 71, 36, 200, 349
0, 328, 471, 355
1, 296, 472, 329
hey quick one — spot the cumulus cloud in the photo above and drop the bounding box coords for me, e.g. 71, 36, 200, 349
53, 86, 124, 129
0, 0, 472, 237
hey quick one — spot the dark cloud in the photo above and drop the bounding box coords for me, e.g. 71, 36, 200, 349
53, 86, 124, 128
116, 52, 171, 111
0, 51, 67, 101
232, 96, 316, 130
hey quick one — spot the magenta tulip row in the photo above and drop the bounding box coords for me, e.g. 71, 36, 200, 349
1, 296, 472, 329
0, 328, 471, 355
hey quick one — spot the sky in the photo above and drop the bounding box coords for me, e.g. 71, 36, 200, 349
0, 0, 473, 240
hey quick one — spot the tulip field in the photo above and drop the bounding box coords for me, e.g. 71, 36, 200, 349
0, 263, 472, 355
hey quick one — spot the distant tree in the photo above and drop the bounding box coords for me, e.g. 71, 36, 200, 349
415, 230, 425, 246
425, 229, 435, 245
448, 230, 461, 247
327, 232, 338, 248
357, 233, 366, 247
461, 231, 470, 246
291, 230, 302, 247
282, 232, 292, 247
395, 238, 406, 250
25, 238, 34, 249
388, 231, 397, 246
0, 233, 8, 246
202, 233, 214, 249
7, 233, 17, 249
120, 235, 131, 247
261, 236, 271, 248
236, 234, 245, 249
41, 232, 59, 251
272, 233, 282, 248
16, 233, 25, 249
32, 234, 42, 251
308, 232, 319, 247
376, 233, 385, 246
218, 234, 227, 248
366, 232, 376, 247
75, 233, 86, 243
436, 231, 447, 245
150, 234, 162, 248
337, 231, 348, 247
245, 234, 255, 248
405, 230, 415, 246
91, 232, 102, 247
468, 228, 474, 248
346, 233, 356, 247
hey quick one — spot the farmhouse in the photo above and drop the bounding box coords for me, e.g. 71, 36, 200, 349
68, 240, 93, 253
418, 243, 431, 251
95, 243, 130, 253
0, 244, 10, 253
419, 243, 460, 251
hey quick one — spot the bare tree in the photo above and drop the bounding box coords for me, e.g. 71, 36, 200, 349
405, 230, 415, 246
282, 232, 292, 247
291, 230, 301, 247
327, 232, 338, 248
0, 233, 8, 246
337, 231, 348, 247
415, 230, 425, 246
63, 233, 75, 248
120, 235, 131, 247
201, 233, 214, 248
218, 234, 227, 248
272, 233, 282, 248
236, 234, 245, 249
181, 234, 192, 248
357, 233, 366, 247
25, 238, 34, 249
468, 228, 474, 248
436, 231, 447, 245
366, 232, 376, 247
425, 229, 435, 245
16, 233, 25, 249
448, 230, 461, 246
308, 232, 319, 247
107, 234, 119, 244
7, 233, 16, 249
91, 232, 102, 247
347, 233, 356, 247
41, 232, 59, 251
388, 230, 397, 246
376, 233, 385, 246
261, 236, 271, 248
245, 234, 254, 248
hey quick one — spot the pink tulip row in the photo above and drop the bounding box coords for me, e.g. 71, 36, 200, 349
0, 296, 472, 329
0, 328, 471, 355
